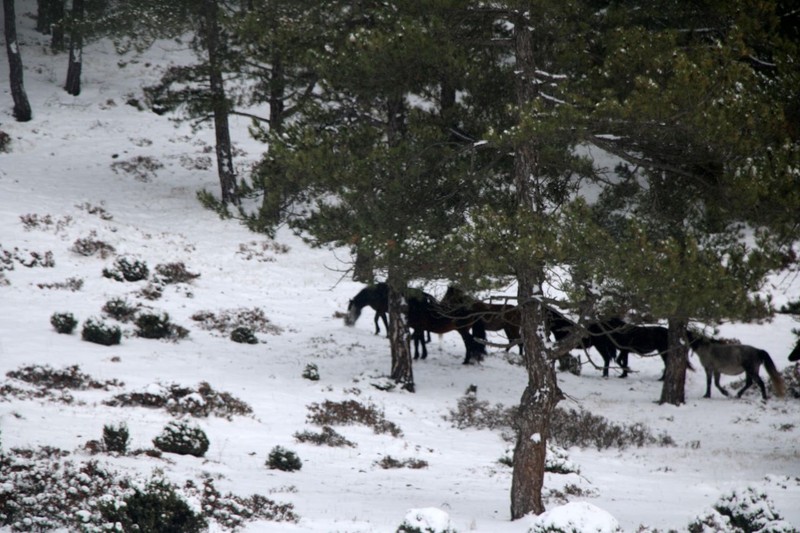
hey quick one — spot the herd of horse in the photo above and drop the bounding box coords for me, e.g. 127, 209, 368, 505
345, 283, 796, 401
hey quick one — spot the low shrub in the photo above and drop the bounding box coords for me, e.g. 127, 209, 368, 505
103, 256, 149, 282
102, 297, 139, 322
444, 386, 516, 431
81, 317, 122, 346
266, 446, 302, 472
302, 363, 320, 381
294, 426, 355, 447
103, 422, 130, 454
154, 262, 200, 284
306, 399, 403, 437
375, 456, 428, 469
37, 277, 84, 291
397, 508, 456, 533
687, 487, 794, 533
50, 312, 78, 334
191, 307, 283, 336
135, 312, 173, 339
231, 326, 258, 344
195, 475, 298, 527
71, 235, 115, 258
153, 420, 209, 457
99, 477, 206, 533
550, 407, 675, 450
6, 364, 122, 390
105, 381, 253, 419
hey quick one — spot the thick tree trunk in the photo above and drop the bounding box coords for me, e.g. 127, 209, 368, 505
387, 282, 414, 392
37, 0, 65, 50
4, 0, 32, 122
509, 15, 560, 520
203, 0, 238, 205
64, 0, 83, 96
659, 316, 689, 405
510, 275, 559, 518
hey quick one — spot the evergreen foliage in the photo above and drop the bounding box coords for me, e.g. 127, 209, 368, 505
152, 420, 210, 457
81, 317, 122, 346
50, 312, 78, 334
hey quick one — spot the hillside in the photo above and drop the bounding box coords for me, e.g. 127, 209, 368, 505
2, 8, 800, 533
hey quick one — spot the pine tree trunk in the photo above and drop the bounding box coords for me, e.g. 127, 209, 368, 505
4, 0, 32, 122
509, 13, 561, 520
510, 275, 558, 518
387, 282, 414, 392
50, 0, 65, 51
203, 0, 238, 205
659, 316, 689, 405
64, 0, 83, 96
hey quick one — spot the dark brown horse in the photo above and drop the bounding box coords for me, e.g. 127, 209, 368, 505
344, 283, 484, 364
441, 286, 521, 353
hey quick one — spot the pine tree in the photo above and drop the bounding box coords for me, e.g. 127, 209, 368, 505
4, 0, 33, 122
580, 0, 800, 405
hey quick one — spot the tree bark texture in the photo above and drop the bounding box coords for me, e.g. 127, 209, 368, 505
387, 282, 414, 392
659, 316, 689, 405
203, 0, 238, 205
64, 0, 84, 96
509, 15, 561, 520
4, 0, 32, 122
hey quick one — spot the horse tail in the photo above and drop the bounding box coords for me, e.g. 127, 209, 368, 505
760, 350, 786, 398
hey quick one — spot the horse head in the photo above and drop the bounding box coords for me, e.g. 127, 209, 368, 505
789, 338, 800, 362
344, 298, 361, 326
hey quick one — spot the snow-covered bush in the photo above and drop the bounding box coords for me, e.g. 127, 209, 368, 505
152, 420, 209, 457
50, 311, 78, 334
102, 296, 139, 322
81, 317, 122, 346
103, 422, 129, 454
267, 446, 303, 472
134, 311, 188, 340
103, 256, 149, 282
687, 487, 795, 532
71, 235, 115, 258
105, 381, 253, 419
154, 261, 200, 284
397, 507, 456, 533
528, 501, 622, 533
294, 426, 355, 447
230, 326, 258, 344
302, 363, 320, 381
99, 477, 206, 533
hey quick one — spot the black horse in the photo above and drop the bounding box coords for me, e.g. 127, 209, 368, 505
789, 337, 800, 362
441, 286, 522, 353
689, 335, 786, 401
587, 320, 672, 378
545, 308, 620, 377
345, 282, 389, 335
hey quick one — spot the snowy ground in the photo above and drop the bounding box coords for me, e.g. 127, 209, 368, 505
2, 7, 800, 532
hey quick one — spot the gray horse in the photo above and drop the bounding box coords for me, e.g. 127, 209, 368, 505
690, 336, 785, 401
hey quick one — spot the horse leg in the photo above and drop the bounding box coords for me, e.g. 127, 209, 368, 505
616, 350, 630, 378
458, 328, 482, 365
375, 312, 389, 336
713, 372, 729, 397
704, 369, 713, 398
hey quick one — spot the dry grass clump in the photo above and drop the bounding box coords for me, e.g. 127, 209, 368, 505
6, 364, 123, 391
294, 426, 356, 448
306, 399, 403, 437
